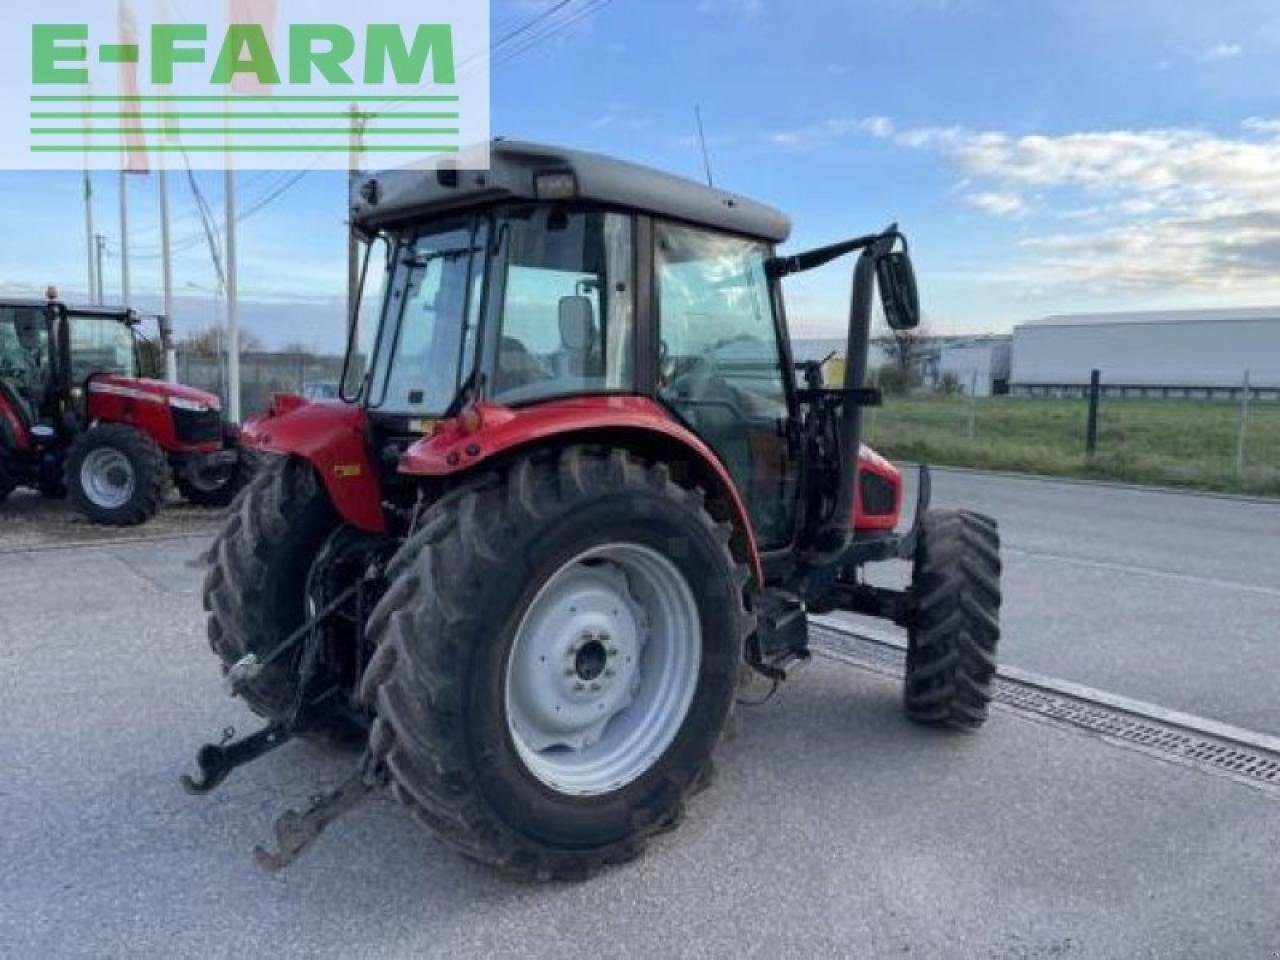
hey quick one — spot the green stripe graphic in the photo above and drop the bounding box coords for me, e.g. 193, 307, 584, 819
32, 127, 461, 136
33, 145, 461, 153
31, 112, 459, 120
30, 95, 460, 103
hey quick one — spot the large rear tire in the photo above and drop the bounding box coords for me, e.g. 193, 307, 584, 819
903, 509, 1002, 729
360, 447, 751, 881
203, 455, 343, 724
65, 423, 170, 526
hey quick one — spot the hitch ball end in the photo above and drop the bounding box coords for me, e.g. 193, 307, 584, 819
225, 654, 264, 697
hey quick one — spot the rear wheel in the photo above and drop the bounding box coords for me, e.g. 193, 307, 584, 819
203, 455, 347, 727
65, 423, 170, 526
360, 447, 750, 880
903, 509, 1002, 729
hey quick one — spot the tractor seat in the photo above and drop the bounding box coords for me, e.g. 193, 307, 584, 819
552, 295, 600, 380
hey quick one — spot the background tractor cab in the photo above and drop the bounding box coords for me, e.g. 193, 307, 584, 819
200, 141, 1001, 880
0, 296, 245, 524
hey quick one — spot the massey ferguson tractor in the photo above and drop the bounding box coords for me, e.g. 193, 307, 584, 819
0, 298, 245, 525
187, 141, 1002, 879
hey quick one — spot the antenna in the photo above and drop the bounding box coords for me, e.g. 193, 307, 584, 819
695, 105, 715, 188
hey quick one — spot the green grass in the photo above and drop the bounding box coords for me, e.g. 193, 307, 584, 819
863, 395, 1280, 498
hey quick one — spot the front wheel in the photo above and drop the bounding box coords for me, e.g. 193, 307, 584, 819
65, 424, 170, 526
903, 509, 1002, 729
360, 447, 751, 880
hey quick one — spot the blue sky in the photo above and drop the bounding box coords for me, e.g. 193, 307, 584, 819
2, 0, 1279, 348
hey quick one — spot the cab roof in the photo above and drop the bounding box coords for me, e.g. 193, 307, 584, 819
352, 139, 792, 243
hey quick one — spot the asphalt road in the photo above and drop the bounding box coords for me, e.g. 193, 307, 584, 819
3, 479, 1280, 958
850, 468, 1280, 737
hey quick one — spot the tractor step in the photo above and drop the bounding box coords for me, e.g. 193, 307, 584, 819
749, 590, 812, 680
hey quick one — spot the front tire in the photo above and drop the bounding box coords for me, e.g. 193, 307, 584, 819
65, 423, 170, 526
903, 509, 1002, 729
360, 447, 750, 880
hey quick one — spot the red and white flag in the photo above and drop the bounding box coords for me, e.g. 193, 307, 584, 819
118, 0, 148, 173
226, 0, 280, 95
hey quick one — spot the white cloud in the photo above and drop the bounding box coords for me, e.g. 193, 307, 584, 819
1201, 42, 1243, 61
697, 0, 764, 17
768, 116, 894, 150
768, 113, 1280, 295
965, 191, 1025, 216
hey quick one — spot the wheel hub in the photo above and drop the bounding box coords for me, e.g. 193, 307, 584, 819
80, 447, 136, 509
504, 543, 702, 797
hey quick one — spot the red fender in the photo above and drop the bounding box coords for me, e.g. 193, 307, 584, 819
239, 396, 387, 534
399, 396, 766, 584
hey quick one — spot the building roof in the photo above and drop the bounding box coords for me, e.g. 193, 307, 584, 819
353, 139, 792, 242
1022, 307, 1280, 329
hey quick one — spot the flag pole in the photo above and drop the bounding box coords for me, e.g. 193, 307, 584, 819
120, 171, 131, 306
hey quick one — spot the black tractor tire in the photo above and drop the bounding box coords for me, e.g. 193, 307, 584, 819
360, 446, 751, 881
177, 450, 248, 508
903, 509, 1002, 729
202, 455, 345, 725
65, 423, 170, 526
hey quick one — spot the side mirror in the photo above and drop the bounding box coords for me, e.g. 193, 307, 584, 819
876, 251, 920, 331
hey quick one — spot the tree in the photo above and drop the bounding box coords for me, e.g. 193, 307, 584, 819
178, 323, 264, 357
879, 324, 931, 395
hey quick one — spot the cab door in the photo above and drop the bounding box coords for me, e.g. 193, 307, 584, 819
653, 222, 799, 550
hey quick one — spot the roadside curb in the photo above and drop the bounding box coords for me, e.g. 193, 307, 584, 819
897, 461, 1280, 506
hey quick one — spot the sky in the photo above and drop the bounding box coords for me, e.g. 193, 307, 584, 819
2, 0, 1280, 348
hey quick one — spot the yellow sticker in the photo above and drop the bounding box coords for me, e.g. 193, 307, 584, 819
333, 464, 363, 480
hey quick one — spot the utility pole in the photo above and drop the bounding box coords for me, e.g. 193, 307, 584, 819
119, 171, 131, 306
94, 234, 107, 304
83, 172, 95, 304
225, 166, 241, 423
347, 103, 369, 321
158, 165, 178, 383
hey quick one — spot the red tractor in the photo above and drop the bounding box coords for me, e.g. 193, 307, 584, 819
0, 299, 245, 525
187, 142, 1002, 879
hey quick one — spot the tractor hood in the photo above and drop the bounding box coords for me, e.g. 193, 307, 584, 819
89, 374, 222, 412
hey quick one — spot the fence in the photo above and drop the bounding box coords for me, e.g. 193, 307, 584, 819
861, 367, 1280, 497
176, 351, 345, 419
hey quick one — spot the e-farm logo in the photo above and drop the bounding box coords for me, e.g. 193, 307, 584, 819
8, 1, 489, 171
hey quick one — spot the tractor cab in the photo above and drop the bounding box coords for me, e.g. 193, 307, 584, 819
202, 142, 1001, 879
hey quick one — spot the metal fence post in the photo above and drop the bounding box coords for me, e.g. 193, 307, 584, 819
967, 367, 978, 440
1235, 369, 1252, 477
1086, 369, 1101, 460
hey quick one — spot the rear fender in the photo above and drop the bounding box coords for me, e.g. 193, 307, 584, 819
398, 397, 764, 584
240, 396, 386, 534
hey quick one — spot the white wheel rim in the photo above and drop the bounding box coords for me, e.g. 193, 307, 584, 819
504, 543, 702, 797
80, 447, 135, 509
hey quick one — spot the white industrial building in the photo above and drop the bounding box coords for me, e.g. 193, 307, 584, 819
793, 335, 1012, 396
1011, 308, 1280, 400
